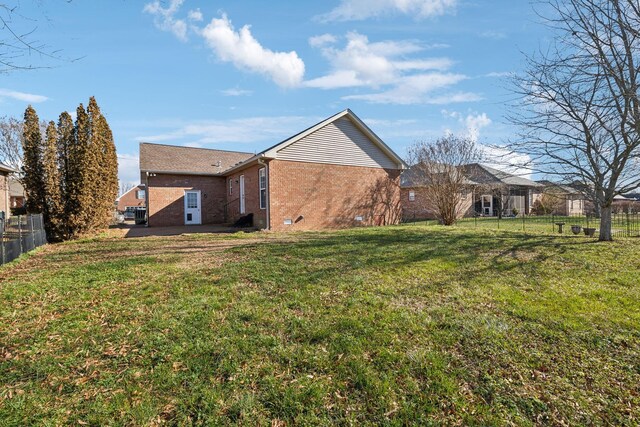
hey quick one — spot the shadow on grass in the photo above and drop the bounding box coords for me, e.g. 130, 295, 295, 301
219, 226, 589, 292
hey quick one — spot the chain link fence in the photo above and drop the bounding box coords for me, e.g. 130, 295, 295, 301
0, 214, 47, 265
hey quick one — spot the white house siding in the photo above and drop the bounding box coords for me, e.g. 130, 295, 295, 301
275, 117, 398, 169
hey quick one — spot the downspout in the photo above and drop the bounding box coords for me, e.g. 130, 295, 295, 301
257, 157, 270, 230
145, 172, 150, 227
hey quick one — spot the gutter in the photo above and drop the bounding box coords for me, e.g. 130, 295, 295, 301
140, 169, 222, 177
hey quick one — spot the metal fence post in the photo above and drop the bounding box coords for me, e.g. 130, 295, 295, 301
627, 211, 630, 237
0, 218, 4, 265
30, 215, 36, 248
18, 215, 23, 254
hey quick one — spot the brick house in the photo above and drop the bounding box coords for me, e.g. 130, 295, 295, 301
8, 178, 25, 211
535, 180, 588, 215
140, 109, 407, 231
116, 185, 146, 213
0, 164, 17, 218
401, 163, 543, 220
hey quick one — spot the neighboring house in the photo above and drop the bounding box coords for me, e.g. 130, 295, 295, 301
612, 194, 640, 213
401, 163, 542, 220
0, 164, 17, 218
402, 163, 542, 219
400, 167, 475, 221
140, 109, 407, 231
462, 164, 543, 216
116, 184, 146, 213
8, 178, 25, 210
535, 180, 587, 215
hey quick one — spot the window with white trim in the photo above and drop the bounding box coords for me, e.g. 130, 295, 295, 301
229, 178, 233, 196
408, 191, 416, 202
136, 190, 145, 199
259, 168, 267, 209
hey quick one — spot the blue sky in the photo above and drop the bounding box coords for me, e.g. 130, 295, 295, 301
1, 0, 549, 186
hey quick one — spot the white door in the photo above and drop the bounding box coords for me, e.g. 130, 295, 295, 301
184, 190, 201, 225
482, 195, 493, 216
239, 175, 246, 214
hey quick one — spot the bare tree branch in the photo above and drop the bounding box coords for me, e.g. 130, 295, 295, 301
506, 0, 640, 241
406, 135, 483, 225
0, 2, 79, 73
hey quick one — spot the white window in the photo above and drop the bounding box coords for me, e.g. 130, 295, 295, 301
186, 192, 198, 209
137, 190, 145, 199
259, 168, 267, 209
408, 191, 416, 202
229, 178, 233, 196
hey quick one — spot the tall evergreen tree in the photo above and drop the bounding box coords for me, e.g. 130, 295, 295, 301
85, 97, 104, 229
43, 121, 64, 240
57, 111, 75, 239
73, 103, 92, 235
21, 106, 46, 214
95, 114, 119, 227
85, 97, 118, 229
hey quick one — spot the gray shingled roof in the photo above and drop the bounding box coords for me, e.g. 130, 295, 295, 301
401, 163, 539, 188
536, 180, 581, 194
463, 163, 541, 188
139, 143, 253, 175
401, 165, 478, 188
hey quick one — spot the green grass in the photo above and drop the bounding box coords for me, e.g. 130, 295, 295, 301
1, 226, 639, 425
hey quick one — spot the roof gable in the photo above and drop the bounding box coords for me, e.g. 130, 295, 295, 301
116, 184, 145, 202
262, 109, 406, 170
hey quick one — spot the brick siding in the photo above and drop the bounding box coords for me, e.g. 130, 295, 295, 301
225, 164, 268, 229
401, 187, 473, 221
0, 174, 8, 216
117, 185, 145, 212
268, 160, 401, 232
147, 174, 226, 227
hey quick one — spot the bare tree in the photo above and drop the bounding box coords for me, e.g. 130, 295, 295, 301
119, 182, 135, 197
406, 135, 483, 225
0, 116, 51, 177
508, 0, 640, 241
0, 116, 22, 171
1, 2, 77, 73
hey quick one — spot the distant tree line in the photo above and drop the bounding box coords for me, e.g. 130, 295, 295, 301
21, 97, 118, 241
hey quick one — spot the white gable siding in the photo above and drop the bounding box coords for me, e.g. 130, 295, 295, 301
275, 117, 398, 169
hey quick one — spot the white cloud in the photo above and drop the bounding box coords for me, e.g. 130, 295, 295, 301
441, 110, 492, 141
309, 34, 338, 48
221, 88, 253, 97
479, 30, 507, 40
187, 8, 203, 22
484, 71, 512, 78
135, 116, 315, 146
199, 14, 305, 88
117, 153, 141, 186
465, 112, 492, 141
342, 74, 472, 105
481, 145, 533, 179
0, 89, 48, 103
319, 0, 457, 22
305, 32, 476, 104
143, 0, 188, 41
